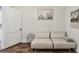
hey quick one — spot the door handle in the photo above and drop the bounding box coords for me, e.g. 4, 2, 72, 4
20, 28, 22, 31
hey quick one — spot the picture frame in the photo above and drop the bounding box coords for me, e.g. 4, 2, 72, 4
37, 9, 53, 20
70, 9, 79, 28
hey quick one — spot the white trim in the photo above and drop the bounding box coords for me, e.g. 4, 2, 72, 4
21, 39, 28, 43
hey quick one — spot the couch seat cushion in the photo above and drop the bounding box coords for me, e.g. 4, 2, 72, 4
52, 39, 76, 49
31, 38, 53, 49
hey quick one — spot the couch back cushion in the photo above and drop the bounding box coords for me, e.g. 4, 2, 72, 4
51, 31, 65, 39
35, 32, 49, 39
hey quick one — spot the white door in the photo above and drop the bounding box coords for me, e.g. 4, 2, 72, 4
3, 7, 22, 48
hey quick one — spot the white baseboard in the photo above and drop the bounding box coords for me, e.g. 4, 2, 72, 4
21, 39, 29, 43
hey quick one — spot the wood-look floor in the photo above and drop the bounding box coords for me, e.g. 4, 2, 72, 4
0, 43, 76, 53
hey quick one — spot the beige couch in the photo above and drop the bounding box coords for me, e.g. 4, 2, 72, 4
51, 32, 76, 49
31, 32, 53, 49
31, 32, 76, 50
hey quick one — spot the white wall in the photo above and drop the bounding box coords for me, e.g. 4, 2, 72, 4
0, 8, 2, 49
0, 7, 4, 49
0, 10, 2, 39
0, 9, 1, 25
66, 6, 79, 52
15, 6, 66, 42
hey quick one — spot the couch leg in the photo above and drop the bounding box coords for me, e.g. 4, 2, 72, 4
69, 48, 70, 52
31, 49, 32, 52
35, 49, 37, 53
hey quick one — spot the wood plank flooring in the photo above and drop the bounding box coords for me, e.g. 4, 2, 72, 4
0, 43, 76, 53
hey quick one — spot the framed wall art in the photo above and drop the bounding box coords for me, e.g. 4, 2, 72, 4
70, 9, 79, 28
37, 9, 53, 20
